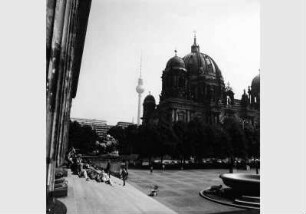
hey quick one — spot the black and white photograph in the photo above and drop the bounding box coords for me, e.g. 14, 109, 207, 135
46, 0, 260, 213
1, 0, 303, 213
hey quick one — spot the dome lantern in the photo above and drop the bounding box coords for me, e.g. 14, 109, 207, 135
191, 31, 200, 53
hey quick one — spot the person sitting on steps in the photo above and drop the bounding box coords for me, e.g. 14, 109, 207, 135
149, 185, 159, 196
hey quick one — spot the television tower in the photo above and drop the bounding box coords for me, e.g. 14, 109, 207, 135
136, 55, 144, 126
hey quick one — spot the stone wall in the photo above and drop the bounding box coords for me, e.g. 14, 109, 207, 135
46, 0, 92, 199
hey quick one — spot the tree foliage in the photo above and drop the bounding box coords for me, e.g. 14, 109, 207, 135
103, 117, 259, 162
69, 121, 99, 154
222, 117, 248, 158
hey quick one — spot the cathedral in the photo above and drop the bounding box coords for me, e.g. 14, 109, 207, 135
142, 36, 260, 129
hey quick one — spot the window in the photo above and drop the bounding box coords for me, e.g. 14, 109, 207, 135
178, 112, 185, 122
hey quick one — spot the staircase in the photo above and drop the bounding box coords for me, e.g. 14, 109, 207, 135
234, 195, 260, 208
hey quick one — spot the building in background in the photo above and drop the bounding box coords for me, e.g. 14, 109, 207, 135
142, 36, 260, 128
46, 0, 92, 206
71, 118, 113, 138
96, 124, 114, 137
117, 121, 135, 129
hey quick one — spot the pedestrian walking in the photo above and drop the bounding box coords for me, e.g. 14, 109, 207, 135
255, 159, 259, 174
121, 167, 128, 186
162, 164, 165, 172
106, 160, 111, 178
150, 165, 153, 174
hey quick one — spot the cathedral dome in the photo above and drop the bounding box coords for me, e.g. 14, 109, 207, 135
183, 52, 221, 75
182, 36, 223, 80
144, 94, 156, 104
165, 55, 186, 71
251, 74, 260, 94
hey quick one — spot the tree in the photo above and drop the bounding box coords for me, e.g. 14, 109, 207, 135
68, 121, 99, 154
184, 118, 215, 163
104, 135, 119, 153
185, 119, 202, 162
137, 125, 157, 164
223, 117, 248, 158
108, 126, 126, 154
244, 123, 260, 158
213, 125, 231, 158
154, 124, 170, 164
125, 125, 139, 154
172, 121, 190, 165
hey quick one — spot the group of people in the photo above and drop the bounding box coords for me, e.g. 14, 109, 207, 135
66, 148, 128, 186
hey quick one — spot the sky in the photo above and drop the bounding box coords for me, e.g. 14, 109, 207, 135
70, 0, 260, 125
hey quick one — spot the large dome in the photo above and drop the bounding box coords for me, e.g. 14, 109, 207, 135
160, 37, 225, 103
251, 74, 260, 94
165, 56, 186, 71
182, 37, 223, 81
183, 52, 220, 75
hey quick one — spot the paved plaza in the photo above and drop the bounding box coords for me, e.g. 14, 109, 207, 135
58, 170, 177, 214
127, 169, 259, 214
58, 168, 259, 214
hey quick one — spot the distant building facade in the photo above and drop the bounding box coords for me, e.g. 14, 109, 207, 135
71, 118, 113, 138
142, 37, 260, 128
116, 121, 135, 129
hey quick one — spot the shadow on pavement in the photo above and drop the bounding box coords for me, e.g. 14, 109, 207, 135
47, 198, 67, 214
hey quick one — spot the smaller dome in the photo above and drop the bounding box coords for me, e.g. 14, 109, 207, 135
144, 94, 156, 104
165, 56, 186, 71
251, 74, 260, 94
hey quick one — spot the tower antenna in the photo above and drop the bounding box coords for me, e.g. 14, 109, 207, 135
140, 51, 142, 78
136, 52, 145, 126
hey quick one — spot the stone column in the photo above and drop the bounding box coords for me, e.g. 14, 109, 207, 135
46, 0, 67, 197
171, 109, 175, 122
47, 0, 57, 70
55, 0, 73, 167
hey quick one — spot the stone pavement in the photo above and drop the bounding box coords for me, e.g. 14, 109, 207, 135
58, 170, 178, 214
127, 169, 259, 214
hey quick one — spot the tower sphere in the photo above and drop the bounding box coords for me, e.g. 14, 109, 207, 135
136, 85, 144, 94
136, 78, 145, 94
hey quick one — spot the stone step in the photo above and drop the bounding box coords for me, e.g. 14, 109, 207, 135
241, 195, 260, 203
234, 199, 260, 208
